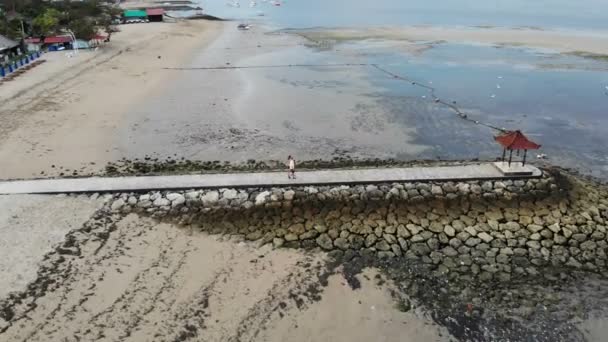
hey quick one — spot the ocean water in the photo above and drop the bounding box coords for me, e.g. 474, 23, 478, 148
191, 0, 608, 176
197, 0, 608, 30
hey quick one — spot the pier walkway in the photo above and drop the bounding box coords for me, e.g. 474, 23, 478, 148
0, 163, 542, 195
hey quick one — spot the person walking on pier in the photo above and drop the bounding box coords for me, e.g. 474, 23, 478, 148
288, 155, 296, 179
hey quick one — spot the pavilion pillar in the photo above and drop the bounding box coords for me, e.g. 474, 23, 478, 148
508, 149, 513, 167
523, 149, 528, 166
502, 148, 506, 162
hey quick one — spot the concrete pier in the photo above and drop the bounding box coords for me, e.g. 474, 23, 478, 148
0, 163, 542, 195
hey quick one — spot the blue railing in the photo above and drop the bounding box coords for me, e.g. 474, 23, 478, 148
0, 51, 43, 78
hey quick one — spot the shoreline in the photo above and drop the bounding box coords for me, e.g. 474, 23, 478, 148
292, 25, 608, 55
1, 19, 607, 181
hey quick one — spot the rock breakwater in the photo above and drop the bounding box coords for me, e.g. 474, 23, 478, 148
100, 167, 608, 281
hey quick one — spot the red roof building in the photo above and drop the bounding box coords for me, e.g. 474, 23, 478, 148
146, 8, 165, 16
146, 8, 165, 22
25, 37, 41, 44
91, 34, 107, 41
25, 36, 73, 45
44, 36, 73, 44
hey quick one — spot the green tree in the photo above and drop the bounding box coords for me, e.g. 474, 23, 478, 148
97, 5, 122, 41
69, 18, 96, 39
0, 12, 24, 39
32, 8, 60, 35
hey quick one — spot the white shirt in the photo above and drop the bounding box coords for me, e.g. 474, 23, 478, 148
289, 159, 295, 170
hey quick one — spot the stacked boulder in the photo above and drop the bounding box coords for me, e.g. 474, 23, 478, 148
101, 172, 608, 280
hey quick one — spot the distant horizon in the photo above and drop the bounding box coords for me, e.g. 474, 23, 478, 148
194, 0, 608, 30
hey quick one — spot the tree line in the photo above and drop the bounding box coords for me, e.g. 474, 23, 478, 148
0, 0, 121, 41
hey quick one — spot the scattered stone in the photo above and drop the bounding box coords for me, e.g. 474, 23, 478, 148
375, 240, 391, 251
222, 189, 238, 200
431, 185, 443, 195
255, 191, 270, 205
153, 198, 170, 207
284, 190, 295, 201
111, 199, 125, 212
201, 191, 220, 205
334, 237, 349, 250
316, 234, 333, 250
170, 194, 186, 206
477, 232, 493, 243
166, 193, 182, 201
444, 225, 456, 237
185, 191, 200, 200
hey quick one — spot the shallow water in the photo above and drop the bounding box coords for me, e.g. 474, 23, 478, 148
220, 35, 608, 175
173, 1, 608, 177
361, 43, 608, 174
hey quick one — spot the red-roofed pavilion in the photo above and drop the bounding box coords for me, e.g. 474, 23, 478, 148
495, 130, 541, 166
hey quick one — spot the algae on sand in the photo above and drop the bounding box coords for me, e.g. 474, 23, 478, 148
568, 51, 608, 62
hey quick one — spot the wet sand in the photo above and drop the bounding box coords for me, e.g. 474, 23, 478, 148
119, 24, 428, 165
2, 21, 607, 180
0, 214, 450, 342
4, 200, 608, 341
0, 20, 429, 180
0, 194, 102, 298
295, 26, 608, 55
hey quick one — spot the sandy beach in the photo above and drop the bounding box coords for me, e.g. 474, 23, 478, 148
0, 20, 222, 180
0, 213, 450, 342
0, 194, 102, 298
0, 19, 433, 180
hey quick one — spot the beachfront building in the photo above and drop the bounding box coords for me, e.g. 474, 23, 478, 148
123, 9, 148, 23
0, 34, 20, 61
42, 36, 74, 51
146, 8, 165, 22
24, 36, 74, 51
25, 34, 107, 51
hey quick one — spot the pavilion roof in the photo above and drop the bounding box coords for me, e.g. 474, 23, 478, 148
494, 130, 541, 150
